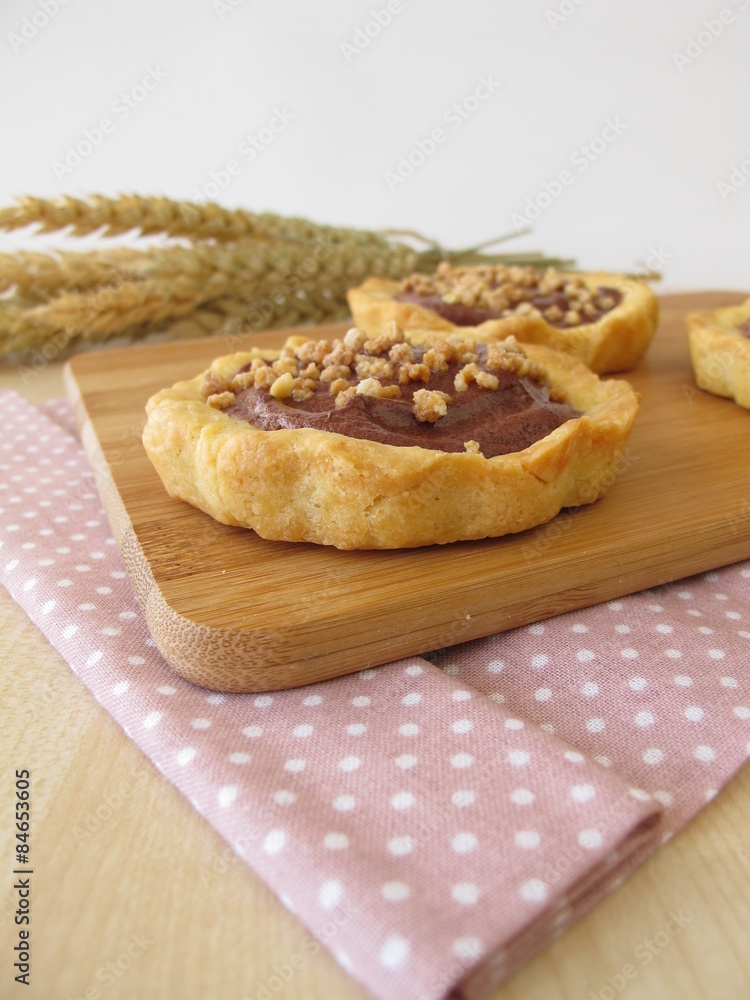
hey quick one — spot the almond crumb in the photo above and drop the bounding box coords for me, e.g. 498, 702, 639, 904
355, 356, 393, 380
412, 388, 451, 423
272, 356, 298, 376
356, 377, 401, 399
295, 339, 331, 365
363, 336, 393, 356
335, 386, 357, 408
269, 372, 296, 399
329, 377, 351, 396
230, 371, 256, 391
291, 378, 316, 402
463, 440, 481, 454
253, 365, 276, 389
206, 390, 235, 410
320, 363, 351, 382
343, 327, 368, 351
389, 342, 415, 364
381, 320, 406, 344
476, 369, 499, 389
423, 348, 449, 373
200, 371, 231, 398
548, 384, 569, 403
454, 362, 497, 392
399, 362, 430, 385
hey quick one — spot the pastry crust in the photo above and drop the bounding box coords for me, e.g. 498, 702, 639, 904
347, 272, 658, 374
687, 297, 750, 409
143, 335, 640, 550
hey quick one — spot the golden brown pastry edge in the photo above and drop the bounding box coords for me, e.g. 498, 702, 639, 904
143, 338, 640, 549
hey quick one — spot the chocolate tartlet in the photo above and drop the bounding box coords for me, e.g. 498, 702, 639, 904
347, 263, 658, 374
143, 325, 640, 549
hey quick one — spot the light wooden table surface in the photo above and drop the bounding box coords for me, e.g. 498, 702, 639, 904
1, 358, 749, 1000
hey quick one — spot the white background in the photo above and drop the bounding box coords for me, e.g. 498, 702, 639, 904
0, 0, 748, 292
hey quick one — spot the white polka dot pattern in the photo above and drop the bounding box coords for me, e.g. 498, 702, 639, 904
1, 393, 748, 1000
431, 576, 750, 840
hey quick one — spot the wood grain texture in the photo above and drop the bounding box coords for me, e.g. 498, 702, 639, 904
63, 292, 750, 692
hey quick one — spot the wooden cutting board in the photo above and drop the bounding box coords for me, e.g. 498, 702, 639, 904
64, 291, 750, 692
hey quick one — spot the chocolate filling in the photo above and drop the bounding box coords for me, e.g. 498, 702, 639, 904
738, 320, 750, 339
226, 346, 581, 459
395, 287, 622, 329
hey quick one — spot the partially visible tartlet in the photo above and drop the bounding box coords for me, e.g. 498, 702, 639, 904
347, 263, 658, 374
687, 297, 750, 409
143, 325, 640, 550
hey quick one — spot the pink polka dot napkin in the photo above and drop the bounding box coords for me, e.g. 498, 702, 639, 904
1, 388, 749, 1000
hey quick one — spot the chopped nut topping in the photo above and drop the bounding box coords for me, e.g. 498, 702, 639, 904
389, 342, 415, 364
355, 356, 394, 380
230, 370, 256, 391
381, 320, 405, 344
213, 319, 585, 468
329, 377, 352, 396
295, 339, 331, 365
398, 362, 430, 385
206, 390, 235, 410
343, 327, 368, 351
400, 263, 619, 325
320, 364, 351, 383
454, 362, 499, 392
322, 344, 354, 368
485, 291, 509, 312
515, 302, 539, 317
292, 378, 317, 402
269, 372, 296, 399
299, 362, 321, 380
200, 371, 231, 398
272, 356, 298, 376
549, 385, 569, 403
423, 348, 449, 373
254, 365, 276, 389
224, 329, 570, 443
412, 388, 451, 423
458, 349, 479, 364
564, 310, 581, 327
485, 342, 545, 383
335, 386, 357, 408
356, 377, 382, 397
356, 377, 401, 399
363, 336, 392, 356
476, 369, 499, 389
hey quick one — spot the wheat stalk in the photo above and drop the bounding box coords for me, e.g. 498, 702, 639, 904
0, 194, 586, 360
0, 247, 152, 297
0, 194, 396, 248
